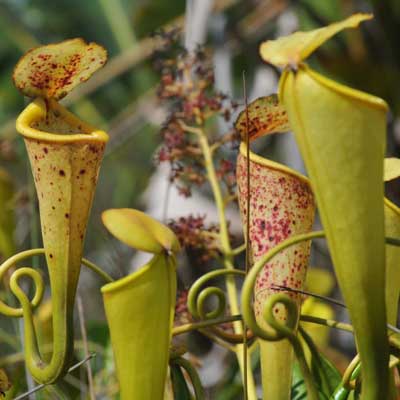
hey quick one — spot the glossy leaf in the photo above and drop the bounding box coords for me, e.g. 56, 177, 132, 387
102, 253, 176, 400
280, 63, 389, 399
13, 38, 107, 100
234, 95, 290, 141
102, 208, 180, 254
260, 13, 371, 68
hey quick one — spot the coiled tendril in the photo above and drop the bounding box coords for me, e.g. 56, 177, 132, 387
0, 248, 112, 319
187, 269, 253, 344
0, 248, 112, 384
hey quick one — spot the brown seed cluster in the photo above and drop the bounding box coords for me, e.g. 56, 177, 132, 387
153, 29, 239, 197
168, 215, 221, 263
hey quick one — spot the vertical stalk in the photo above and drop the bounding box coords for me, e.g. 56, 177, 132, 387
196, 131, 257, 399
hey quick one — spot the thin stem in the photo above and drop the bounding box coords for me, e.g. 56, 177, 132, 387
77, 296, 95, 400
229, 243, 246, 256
198, 329, 235, 352
14, 354, 96, 400
300, 314, 354, 333
172, 315, 242, 336
184, 123, 256, 398
243, 69, 251, 400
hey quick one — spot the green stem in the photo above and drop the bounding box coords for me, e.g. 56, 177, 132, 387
300, 315, 354, 333
188, 125, 256, 399
0, 249, 112, 384
173, 315, 242, 336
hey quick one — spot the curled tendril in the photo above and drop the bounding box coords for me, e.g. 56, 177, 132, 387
187, 269, 253, 344
241, 230, 325, 341
241, 231, 325, 400
0, 248, 112, 319
241, 232, 400, 342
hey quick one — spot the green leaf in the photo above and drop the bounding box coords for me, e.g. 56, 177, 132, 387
170, 364, 192, 400
302, 328, 341, 395
291, 362, 328, 400
234, 95, 290, 141
13, 38, 107, 100
102, 208, 180, 254
291, 329, 341, 399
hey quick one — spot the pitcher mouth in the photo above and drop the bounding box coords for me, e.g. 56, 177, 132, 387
16, 98, 109, 144
239, 142, 310, 186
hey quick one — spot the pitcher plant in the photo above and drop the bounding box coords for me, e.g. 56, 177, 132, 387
0, 39, 108, 384
101, 208, 180, 400
236, 140, 315, 399
259, 13, 389, 400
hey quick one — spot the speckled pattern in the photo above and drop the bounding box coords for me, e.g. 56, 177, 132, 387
13, 38, 107, 100
237, 152, 315, 329
25, 137, 105, 295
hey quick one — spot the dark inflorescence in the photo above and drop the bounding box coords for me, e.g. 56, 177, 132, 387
168, 215, 221, 263
152, 28, 239, 197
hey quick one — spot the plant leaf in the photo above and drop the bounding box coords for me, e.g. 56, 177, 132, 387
291, 362, 328, 400
234, 95, 290, 141
260, 13, 372, 68
384, 158, 400, 182
170, 364, 192, 400
102, 208, 180, 254
301, 328, 341, 396
13, 38, 107, 100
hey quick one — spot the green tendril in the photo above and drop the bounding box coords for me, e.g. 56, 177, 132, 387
0, 248, 112, 384
0, 247, 112, 316
187, 269, 254, 344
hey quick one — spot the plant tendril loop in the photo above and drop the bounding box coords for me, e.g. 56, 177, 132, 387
0, 248, 112, 319
187, 269, 253, 344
